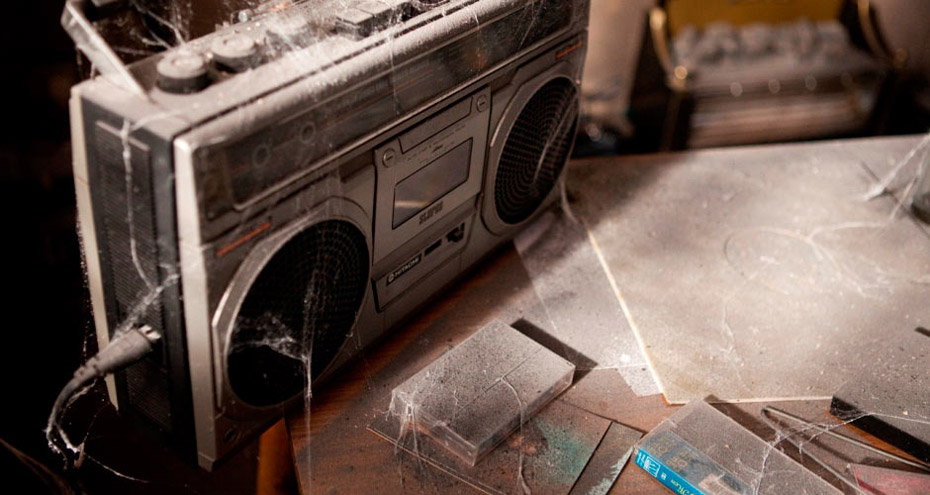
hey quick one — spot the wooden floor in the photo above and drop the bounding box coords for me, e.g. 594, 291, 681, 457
280, 136, 928, 495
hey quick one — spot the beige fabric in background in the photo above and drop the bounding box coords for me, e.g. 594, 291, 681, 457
871, 0, 930, 80
581, 0, 655, 129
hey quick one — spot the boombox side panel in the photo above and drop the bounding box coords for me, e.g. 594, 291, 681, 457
78, 94, 197, 463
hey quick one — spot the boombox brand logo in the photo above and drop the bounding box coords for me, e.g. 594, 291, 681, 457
419, 201, 444, 225
387, 254, 422, 285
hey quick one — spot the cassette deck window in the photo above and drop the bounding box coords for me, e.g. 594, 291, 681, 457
393, 140, 473, 228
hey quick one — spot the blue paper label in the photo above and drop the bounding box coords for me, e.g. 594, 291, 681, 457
634, 431, 751, 495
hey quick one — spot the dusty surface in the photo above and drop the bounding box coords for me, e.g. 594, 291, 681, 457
371, 399, 609, 495
570, 136, 930, 403
568, 421, 641, 495
289, 137, 930, 494
832, 326, 930, 463
515, 210, 660, 396
389, 319, 575, 466
636, 401, 842, 494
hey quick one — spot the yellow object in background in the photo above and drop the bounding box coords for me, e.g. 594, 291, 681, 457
665, 0, 844, 35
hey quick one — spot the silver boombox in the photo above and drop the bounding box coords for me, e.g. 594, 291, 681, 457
66, 0, 589, 468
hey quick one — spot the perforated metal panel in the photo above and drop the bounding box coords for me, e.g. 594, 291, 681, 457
494, 78, 578, 225
227, 220, 369, 407
93, 124, 175, 431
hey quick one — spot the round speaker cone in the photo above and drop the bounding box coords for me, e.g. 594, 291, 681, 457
494, 78, 578, 225
227, 220, 368, 407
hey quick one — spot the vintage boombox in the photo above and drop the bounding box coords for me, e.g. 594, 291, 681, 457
66, 0, 589, 469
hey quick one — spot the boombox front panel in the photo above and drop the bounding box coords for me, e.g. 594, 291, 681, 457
187, 0, 578, 245
72, 0, 590, 469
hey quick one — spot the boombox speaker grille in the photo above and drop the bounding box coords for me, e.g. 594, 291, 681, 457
494, 78, 578, 225
227, 220, 368, 407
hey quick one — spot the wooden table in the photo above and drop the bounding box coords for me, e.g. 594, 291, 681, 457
280, 136, 928, 495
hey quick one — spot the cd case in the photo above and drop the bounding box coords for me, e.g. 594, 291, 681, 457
389, 320, 575, 465
634, 401, 842, 495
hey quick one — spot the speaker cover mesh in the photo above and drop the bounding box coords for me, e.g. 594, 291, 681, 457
494, 78, 578, 225
227, 220, 368, 407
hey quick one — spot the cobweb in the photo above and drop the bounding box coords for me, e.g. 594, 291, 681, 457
53, 0, 355, 492
51, 1, 930, 494
53, 0, 557, 494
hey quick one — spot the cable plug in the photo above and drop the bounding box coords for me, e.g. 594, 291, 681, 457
74, 325, 160, 382
47, 325, 161, 466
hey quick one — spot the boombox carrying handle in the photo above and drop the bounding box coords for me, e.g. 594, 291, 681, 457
62, 0, 149, 99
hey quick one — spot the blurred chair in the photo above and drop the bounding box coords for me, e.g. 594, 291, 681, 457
576, 0, 655, 156
629, 0, 900, 151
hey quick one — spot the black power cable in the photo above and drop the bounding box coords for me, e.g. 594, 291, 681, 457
45, 325, 160, 467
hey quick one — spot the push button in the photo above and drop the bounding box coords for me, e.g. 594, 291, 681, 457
211, 33, 260, 72
336, 1, 410, 38
266, 14, 313, 49
358, 0, 397, 21
335, 7, 378, 38
156, 50, 209, 94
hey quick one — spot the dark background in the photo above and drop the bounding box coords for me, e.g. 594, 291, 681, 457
1, 1, 928, 494
0, 3, 260, 495
1, 0, 89, 490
